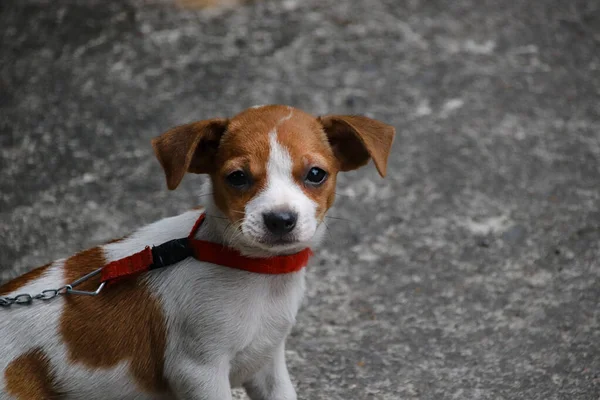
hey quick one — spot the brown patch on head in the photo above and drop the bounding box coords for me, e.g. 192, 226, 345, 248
210, 106, 289, 222
152, 104, 395, 227
60, 247, 169, 394
5, 348, 62, 399
204, 106, 337, 224
0, 263, 52, 296
267, 108, 340, 221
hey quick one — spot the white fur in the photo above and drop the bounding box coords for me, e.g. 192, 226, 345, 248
108, 207, 306, 400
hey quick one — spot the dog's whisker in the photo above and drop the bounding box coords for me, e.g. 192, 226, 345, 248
228, 223, 246, 245
223, 219, 244, 246
321, 220, 337, 246
222, 222, 234, 238
224, 226, 238, 243
222, 222, 236, 240
204, 213, 229, 220
324, 216, 353, 223
334, 191, 352, 197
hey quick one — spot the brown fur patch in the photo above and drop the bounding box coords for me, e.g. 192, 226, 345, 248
210, 107, 276, 223
153, 104, 394, 232
275, 111, 339, 220
0, 263, 52, 296
212, 106, 340, 223
60, 247, 169, 394
5, 347, 62, 399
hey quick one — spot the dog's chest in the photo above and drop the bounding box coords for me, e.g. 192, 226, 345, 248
156, 262, 306, 387
228, 283, 302, 386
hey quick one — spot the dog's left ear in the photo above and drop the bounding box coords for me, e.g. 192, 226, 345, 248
152, 118, 229, 190
318, 115, 395, 177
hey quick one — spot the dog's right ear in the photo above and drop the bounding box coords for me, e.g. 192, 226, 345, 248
152, 118, 229, 190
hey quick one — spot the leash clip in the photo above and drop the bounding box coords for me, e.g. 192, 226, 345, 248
63, 267, 106, 296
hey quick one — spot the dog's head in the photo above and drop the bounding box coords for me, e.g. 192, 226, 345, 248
152, 105, 394, 255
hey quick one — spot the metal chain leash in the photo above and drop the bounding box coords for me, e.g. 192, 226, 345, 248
0, 267, 106, 307
0, 287, 68, 306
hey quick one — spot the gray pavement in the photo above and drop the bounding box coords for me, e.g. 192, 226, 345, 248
1, 0, 599, 399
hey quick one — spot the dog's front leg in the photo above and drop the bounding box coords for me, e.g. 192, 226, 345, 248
243, 341, 297, 400
171, 358, 232, 400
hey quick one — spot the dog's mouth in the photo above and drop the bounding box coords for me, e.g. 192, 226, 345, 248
256, 235, 299, 247
248, 234, 310, 254
236, 219, 317, 254
226, 224, 302, 251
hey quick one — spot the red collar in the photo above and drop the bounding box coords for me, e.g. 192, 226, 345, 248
100, 213, 313, 283
187, 213, 313, 275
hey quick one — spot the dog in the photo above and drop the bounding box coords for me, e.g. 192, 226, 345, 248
0, 105, 394, 400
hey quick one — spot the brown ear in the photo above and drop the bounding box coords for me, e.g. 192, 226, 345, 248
318, 115, 395, 177
151, 118, 228, 190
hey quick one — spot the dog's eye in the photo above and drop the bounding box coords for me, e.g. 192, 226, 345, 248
226, 171, 250, 188
305, 167, 327, 185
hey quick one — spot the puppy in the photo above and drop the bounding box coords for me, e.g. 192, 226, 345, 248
0, 105, 394, 400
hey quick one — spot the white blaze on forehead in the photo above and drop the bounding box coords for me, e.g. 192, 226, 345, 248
259, 130, 314, 211
265, 131, 296, 206
242, 116, 318, 244
259, 110, 295, 201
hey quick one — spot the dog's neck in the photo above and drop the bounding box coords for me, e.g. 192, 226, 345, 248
194, 181, 325, 258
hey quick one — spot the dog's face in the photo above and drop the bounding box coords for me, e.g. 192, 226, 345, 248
211, 107, 338, 253
152, 105, 394, 254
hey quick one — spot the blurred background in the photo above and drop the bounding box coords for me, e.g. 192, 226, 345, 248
1, 0, 599, 399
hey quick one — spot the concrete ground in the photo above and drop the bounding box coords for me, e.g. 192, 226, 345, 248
1, 0, 599, 399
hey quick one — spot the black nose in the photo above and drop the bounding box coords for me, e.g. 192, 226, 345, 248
263, 211, 298, 236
